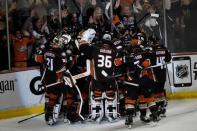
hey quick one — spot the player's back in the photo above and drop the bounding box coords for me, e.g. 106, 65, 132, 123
92, 44, 117, 82
152, 44, 171, 70
43, 48, 65, 84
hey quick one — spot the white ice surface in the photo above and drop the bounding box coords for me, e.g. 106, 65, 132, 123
1, 99, 197, 131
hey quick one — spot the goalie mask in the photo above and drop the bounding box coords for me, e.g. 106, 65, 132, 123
61, 34, 71, 45
50, 33, 72, 49
50, 35, 63, 49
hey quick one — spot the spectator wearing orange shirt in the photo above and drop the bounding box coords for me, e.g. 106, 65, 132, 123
12, 31, 36, 68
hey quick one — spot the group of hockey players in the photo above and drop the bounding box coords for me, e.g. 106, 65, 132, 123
33, 5, 171, 128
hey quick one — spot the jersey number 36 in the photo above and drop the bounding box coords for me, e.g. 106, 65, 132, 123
97, 55, 112, 68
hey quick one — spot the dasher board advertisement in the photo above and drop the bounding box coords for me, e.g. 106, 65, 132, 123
0, 70, 41, 110
172, 56, 192, 87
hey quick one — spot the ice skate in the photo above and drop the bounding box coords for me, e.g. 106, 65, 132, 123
125, 115, 133, 129
45, 113, 57, 126
149, 114, 160, 126
160, 108, 167, 118
45, 108, 57, 126
140, 115, 150, 124
47, 116, 56, 126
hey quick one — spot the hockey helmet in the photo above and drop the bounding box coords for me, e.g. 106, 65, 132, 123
102, 31, 113, 45
50, 35, 64, 49
61, 34, 71, 45
131, 32, 146, 47
103, 33, 111, 41
137, 32, 147, 46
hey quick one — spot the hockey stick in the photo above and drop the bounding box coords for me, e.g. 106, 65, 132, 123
147, 62, 171, 69
18, 60, 90, 123
17, 112, 44, 123
122, 81, 139, 87
19, 67, 46, 123
42, 60, 91, 88
108, 62, 171, 78
73, 84, 85, 120
63, 60, 90, 121
64, 70, 85, 120
18, 70, 88, 124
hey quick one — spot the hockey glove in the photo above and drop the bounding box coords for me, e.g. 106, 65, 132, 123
80, 28, 96, 44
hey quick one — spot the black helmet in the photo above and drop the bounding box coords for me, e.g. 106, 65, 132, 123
137, 32, 147, 46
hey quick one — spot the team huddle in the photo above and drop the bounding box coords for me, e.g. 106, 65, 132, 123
33, 16, 171, 128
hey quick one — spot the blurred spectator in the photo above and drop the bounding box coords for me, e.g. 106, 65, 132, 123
10, 0, 30, 32
120, 0, 134, 16
181, 0, 192, 46
190, 0, 197, 50
47, 8, 61, 33
30, 17, 48, 63
12, 31, 36, 68
181, 0, 192, 27
165, 0, 194, 51
0, 0, 197, 71
0, 16, 9, 71
163, 0, 182, 51
88, 6, 111, 34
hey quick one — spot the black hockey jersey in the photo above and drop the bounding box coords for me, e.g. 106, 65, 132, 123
43, 48, 66, 85
80, 43, 117, 82
131, 45, 155, 79
151, 44, 171, 82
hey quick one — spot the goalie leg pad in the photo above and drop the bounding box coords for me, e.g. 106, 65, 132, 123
105, 92, 119, 122
90, 91, 104, 123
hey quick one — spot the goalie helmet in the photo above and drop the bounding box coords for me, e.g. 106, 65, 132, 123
50, 33, 72, 49
51, 36, 60, 48
50, 35, 63, 49
61, 34, 71, 45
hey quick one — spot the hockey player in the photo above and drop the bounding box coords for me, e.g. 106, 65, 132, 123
122, 30, 145, 127
79, 28, 134, 123
79, 29, 118, 123
34, 32, 83, 125
39, 34, 67, 125
149, 35, 171, 117
123, 59, 140, 128
136, 33, 160, 124
124, 29, 160, 127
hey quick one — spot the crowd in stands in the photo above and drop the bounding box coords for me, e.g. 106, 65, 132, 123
0, 0, 196, 72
